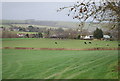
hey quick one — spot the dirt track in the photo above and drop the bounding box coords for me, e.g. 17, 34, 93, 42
2, 47, 120, 51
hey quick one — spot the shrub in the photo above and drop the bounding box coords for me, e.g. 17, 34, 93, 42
93, 28, 103, 39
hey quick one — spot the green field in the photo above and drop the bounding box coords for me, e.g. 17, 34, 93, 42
2, 49, 118, 79
17, 32, 38, 34
0, 24, 68, 30
2, 38, 118, 49
2, 38, 118, 79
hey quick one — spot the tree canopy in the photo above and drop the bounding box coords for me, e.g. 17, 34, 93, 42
57, 0, 120, 40
93, 28, 103, 39
58, 0, 120, 23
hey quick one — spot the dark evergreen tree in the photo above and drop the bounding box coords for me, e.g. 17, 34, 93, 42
93, 28, 103, 39
26, 34, 29, 38
77, 35, 81, 39
28, 25, 34, 32
38, 32, 43, 38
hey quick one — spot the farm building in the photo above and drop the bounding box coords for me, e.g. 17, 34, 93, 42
17, 34, 25, 37
50, 34, 67, 39
83, 35, 111, 40
103, 35, 111, 40
83, 35, 94, 40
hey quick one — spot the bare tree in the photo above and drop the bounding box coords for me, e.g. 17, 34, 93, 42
57, 0, 120, 40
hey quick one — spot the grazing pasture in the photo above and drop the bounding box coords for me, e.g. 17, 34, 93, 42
2, 38, 118, 49
17, 32, 38, 34
2, 38, 118, 79
2, 49, 118, 79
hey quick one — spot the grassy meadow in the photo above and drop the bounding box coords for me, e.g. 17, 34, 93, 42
2, 49, 118, 79
2, 38, 118, 49
2, 38, 118, 79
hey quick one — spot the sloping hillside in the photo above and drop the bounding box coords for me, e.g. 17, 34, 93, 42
0, 20, 114, 32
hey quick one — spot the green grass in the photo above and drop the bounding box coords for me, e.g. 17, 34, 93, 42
1, 23, 67, 30
17, 32, 38, 34
2, 31, 39, 35
2, 38, 118, 49
2, 49, 118, 79
2, 38, 118, 79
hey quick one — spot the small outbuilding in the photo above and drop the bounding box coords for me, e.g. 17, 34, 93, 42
84, 35, 94, 40
103, 35, 111, 40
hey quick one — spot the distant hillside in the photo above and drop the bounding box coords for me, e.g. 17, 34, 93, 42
1, 20, 79, 28
0, 20, 113, 32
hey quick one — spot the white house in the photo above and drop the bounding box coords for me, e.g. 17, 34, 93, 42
17, 34, 25, 37
84, 35, 93, 40
103, 35, 111, 39
83, 35, 111, 40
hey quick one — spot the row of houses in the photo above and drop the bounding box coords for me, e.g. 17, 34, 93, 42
17, 33, 111, 40
83, 35, 111, 40
49, 34, 111, 40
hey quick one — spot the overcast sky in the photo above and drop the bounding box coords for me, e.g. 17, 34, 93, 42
2, 2, 80, 22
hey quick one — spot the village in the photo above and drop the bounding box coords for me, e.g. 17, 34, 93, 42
0, 23, 112, 41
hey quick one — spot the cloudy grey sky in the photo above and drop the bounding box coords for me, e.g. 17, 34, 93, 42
2, 2, 79, 22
